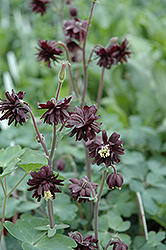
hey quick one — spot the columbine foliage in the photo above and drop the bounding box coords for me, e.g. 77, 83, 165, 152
0, 0, 166, 250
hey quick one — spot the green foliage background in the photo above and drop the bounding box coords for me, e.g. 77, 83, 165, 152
0, 0, 166, 249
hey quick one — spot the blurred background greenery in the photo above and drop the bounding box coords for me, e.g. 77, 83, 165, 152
0, 0, 166, 249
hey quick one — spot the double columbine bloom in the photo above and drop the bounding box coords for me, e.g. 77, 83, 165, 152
35, 39, 64, 68
27, 165, 64, 202
68, 231, 97, 250
0, 89, 30, 126
94, 38, 131, 69
66, 105, 101, 142
64, 18, 88, 43
88, 130, 124, 167
30, 0, 51, 16
38, 96, 72, 125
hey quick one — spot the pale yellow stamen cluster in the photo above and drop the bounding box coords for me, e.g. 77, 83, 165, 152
44, 191, 53, 201
98, 144, 110, 158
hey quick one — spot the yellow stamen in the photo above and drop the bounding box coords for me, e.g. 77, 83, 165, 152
44, 191, 53, 201
98, 144, 110, 158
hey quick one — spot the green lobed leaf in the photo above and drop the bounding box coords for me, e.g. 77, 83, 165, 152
20, 148, 47, 165
18, 163, 43, 173
0, 145, 25, 168
0, 166, 18, 179
4, 215, 48, 244
16, 200, 43, 213
52, 193, 78, 221
147, 231, 166, 247
35, 234, 77, 250
104, 211, 131, 232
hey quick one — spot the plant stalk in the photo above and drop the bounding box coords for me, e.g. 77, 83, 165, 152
25, 105, 49, 159
97, 67, 105, 109
47, 199, 55, 229
48, 125, 56, 167
81, 0, 97, 108
94, 170, 107, 250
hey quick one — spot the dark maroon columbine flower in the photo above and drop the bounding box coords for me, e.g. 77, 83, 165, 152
88, 130, 124, 167
94, 39, 131, 69
94, 45, 115, 69
27, 165, 64, 202
69, 231, 97, 250
65, 105, 101, 142
68, 176, 98, 203
0, 89, 30, 126
30, 0, 51, 16
106, 172, 124, 190
109, 238, 128, 250
38, 96, 72, 125
113, 39, 131, 64
35, 39, 64, 67
64, 18, 88, 43
54, 159, 65, 171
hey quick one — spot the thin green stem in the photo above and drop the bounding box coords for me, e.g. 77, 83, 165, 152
0, 177, 7, 240
59, 0, 65, 35
7, 172, 29, 198
0, 179, 6, 196
47, 199, 55, 229
26, 106, 49, 159
84, 144, 91, 181
94, 170, 107, 250
97, 67, 105, 109
0, 196, 7, 239
55, 42, 79, 98
48, 125, 56, 167
81, 0, 96, 108
55, 82, 63, 103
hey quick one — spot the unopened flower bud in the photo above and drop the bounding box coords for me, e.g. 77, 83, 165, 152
58, 61, 70, 83
66, 0, 71, 4
106, 172, 124, 190
54, 159, 65, 171
69, 7, 78, 17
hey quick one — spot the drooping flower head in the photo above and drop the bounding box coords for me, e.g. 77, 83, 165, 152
109, 238, 128, 250
0, 89, 30, 126
64, 18, 88, 43
54, 159, 66, 171
30, 0, 51, 16
94, 38, 131, 69
65, 105, 101, 142
38, 96, 72, 125
68, 176, 99, 203
27, 165, 64, 202
106, 172, 124, 190
68, 231, 97, 250
88, 130, 124, 167
35, 38, 64, 67
66, 39, 82, 62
